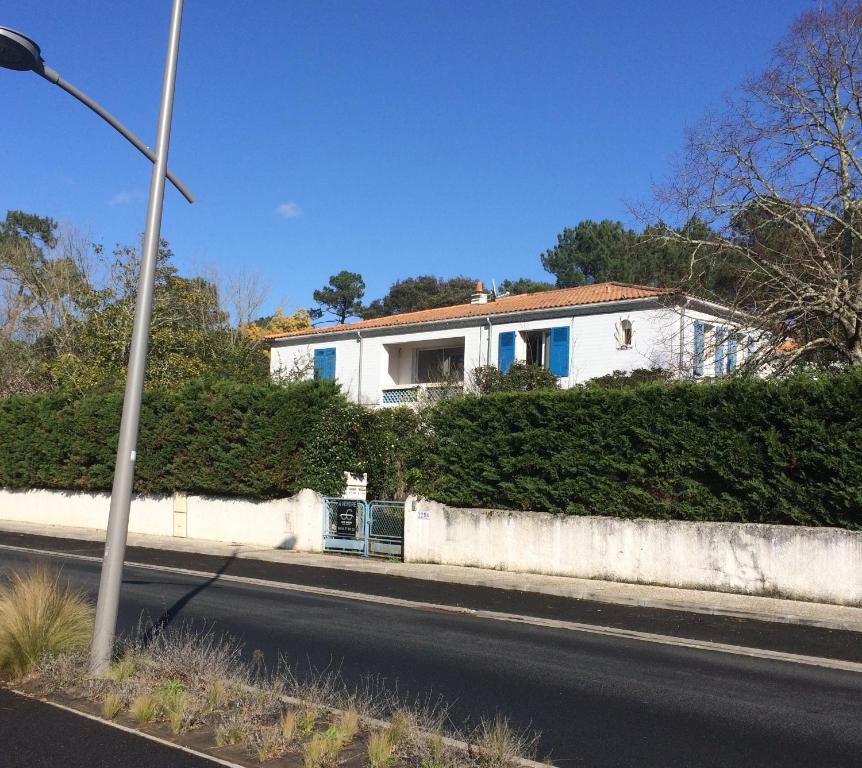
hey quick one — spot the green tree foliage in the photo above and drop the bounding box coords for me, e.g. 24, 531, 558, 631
361, 275, 477, 318
537, 218, 740, 302
45, 241, 266, 393
498, 277, 555, 295
471, 362, 560, 393
312, 271, 366, 324
541, 220, 638, 287
1, 210, 272, 396
0, 211, 93, 395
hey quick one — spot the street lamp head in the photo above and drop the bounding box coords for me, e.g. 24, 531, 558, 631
0, 26, 43, 72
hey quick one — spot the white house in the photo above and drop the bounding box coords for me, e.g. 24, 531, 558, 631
266, 281, 745, 405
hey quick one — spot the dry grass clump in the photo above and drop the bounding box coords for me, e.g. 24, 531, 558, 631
0, 566, 93, 678
304, 728, 343, 768
101, 691, 124, 720
203, 678, 229, 714
130, 693, 158, 724
473, 714, 539, 768
337, 706, 360, 744
368, 730, 396, 768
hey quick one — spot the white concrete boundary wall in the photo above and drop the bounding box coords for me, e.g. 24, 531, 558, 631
404, 498, 862, 606
4, 488, 861, 605
0, 488, 324, 552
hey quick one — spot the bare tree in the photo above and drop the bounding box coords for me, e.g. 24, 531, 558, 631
655, 1, 862, 372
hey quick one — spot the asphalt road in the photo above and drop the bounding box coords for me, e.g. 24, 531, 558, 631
0, 689, 215, 768
1, 547, 861, 768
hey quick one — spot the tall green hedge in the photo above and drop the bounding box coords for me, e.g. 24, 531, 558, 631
0, 380, 417, 500
1, 373, 860, 528
420, 372, 862, 529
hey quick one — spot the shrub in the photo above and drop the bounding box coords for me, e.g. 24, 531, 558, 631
419, 371, 862, 528
0, 566, 94, 678
471, 363, 560, 394
0, 379, 344, 499
3, 370, 862, 528
584, 367, 672, 389
0, 379, 421, 501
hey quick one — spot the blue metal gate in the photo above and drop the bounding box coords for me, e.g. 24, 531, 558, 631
322, 498, 404, 559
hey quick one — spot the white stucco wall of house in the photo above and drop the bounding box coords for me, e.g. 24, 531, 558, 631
269, 300, 738, 405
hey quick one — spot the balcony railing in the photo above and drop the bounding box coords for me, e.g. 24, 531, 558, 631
381, 384, 463, 406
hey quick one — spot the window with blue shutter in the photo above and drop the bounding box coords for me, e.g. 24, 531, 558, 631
549, 326, 570, 377
313, 348, 336, 380
498, 332, 515, 373
693, 321, 705, 376
714, 327, 726, 376
727, 334, 737, 372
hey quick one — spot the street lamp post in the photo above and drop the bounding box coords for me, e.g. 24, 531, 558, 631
0, 23, 193, 203
0, 0, 190, 676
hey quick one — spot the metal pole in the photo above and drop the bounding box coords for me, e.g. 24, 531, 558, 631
37, 64, 194, 204
89, 0, 185, 676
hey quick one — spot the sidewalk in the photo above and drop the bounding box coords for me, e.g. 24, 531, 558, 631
2, 518, 861, 633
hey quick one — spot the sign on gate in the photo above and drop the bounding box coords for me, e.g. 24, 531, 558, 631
335, 500, 359, 536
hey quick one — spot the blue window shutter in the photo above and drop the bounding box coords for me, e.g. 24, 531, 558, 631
549, 326, 570, 377
727, 334, 737, 372
693, 321, 705, 376
498, 332, 515, 373
314, 348, 336, 380
714, 327, 725, 376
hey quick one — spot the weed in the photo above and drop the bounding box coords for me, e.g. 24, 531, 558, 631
101, 692, 123, 720
0, 566, 93, 678
167, 694, 188, 734
251, 724, 287, 763
419, 727, 449, 768
387, 708, 415, 747
474, 714, 537, 768
109, 653, 137, 682
204, 678, 228, 713
280, 710, 298, 741
304, 731, 335, 768
323, 726, 344, 758
157, 681, 188, 734
368, 730, 395, 768
296, 705, 318, 737
216, 712, 250, 747
130, 693, 158, 725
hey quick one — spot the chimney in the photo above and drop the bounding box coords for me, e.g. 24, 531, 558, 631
470, 280, 489, 304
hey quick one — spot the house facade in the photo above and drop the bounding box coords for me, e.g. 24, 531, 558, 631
266, 282, 744, 405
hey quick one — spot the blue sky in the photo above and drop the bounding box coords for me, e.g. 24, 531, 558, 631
2, 0, 811, 316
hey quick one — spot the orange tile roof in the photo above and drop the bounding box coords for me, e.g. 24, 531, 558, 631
266, 281, 675, 341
